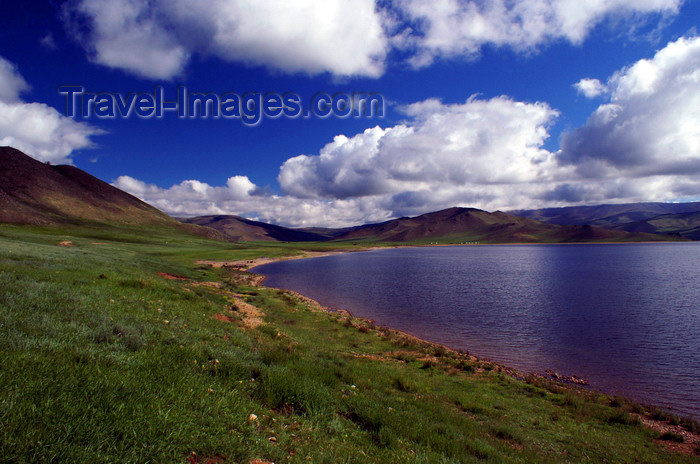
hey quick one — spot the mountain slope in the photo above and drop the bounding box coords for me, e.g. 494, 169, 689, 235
334, 207, 677, 243
181, 215, 327, 242
616, 211, 700, 240
0, 147, 231, 241
0, 146, 174, 225
511, 202, 700, 228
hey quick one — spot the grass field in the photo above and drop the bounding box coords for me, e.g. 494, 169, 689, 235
0, 224, 698, 463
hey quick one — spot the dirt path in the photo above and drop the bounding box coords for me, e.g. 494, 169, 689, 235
231, 294, 264, 329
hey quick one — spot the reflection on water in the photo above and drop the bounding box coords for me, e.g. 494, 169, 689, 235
256, 243, 700, 419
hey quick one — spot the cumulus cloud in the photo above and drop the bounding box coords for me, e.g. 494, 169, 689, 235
0, 56, 101, 164
116, 36, 700, 227
279, 96, 560, 200
116, 96, 570, 226
64, 0, 190, 80
64, 0, 387, 79
62, 0, 683, 78
395, 0, 682, 67
560, 36, 700, 180
0, 57, 30, 103
574, 78, 608, 98
112, 175, 395, 228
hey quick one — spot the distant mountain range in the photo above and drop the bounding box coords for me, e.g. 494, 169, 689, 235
187, 207, 678, 243
511, 202, 700, 240
615, 211, 700, 240
317, 207, 677, 243
0, 146, 692, 243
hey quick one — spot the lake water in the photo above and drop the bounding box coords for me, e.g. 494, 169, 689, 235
255, 243, 700, 419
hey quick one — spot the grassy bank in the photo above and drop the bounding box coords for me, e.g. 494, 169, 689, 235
0, 224, 698, 463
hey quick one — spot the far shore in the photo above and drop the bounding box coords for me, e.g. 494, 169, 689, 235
197, 239, 694, 272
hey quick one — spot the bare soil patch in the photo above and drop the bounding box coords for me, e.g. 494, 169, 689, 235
157, 271, 189, 280
634, 414, 700, 456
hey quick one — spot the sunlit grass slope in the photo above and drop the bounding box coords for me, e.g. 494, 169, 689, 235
0, 224, 697, 463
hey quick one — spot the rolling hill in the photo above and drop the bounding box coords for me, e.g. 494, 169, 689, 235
511, 202, 700, 240
0, 146, 176, 225
0, 146, 229, 240
179, 208, 686, 244
511, 202, 700, 228
332, 207, 676, 243
0, 146, 688, 244
181, 215, 327, 242
615, 211, 700, 240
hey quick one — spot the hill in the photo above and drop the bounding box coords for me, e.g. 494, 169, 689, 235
0, 147, 229, 240
181, 215, 327, 242
511, 202, 700, 228
616, 211, 700, 240
511, 202, 700, 240
333, 207, 676, 243
186, 207, 682, 244
0, 146, 176, 225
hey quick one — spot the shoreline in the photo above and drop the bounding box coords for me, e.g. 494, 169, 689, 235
199, 239, 693, 272
232, 245, 700, 424
196, 246, 387, 270
195, 243, 700, 458
249, 252, 592, 385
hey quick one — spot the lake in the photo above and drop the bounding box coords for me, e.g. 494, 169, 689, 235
255, 243, 700, 419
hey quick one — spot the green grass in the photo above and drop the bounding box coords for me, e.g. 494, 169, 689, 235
0, 224, 697, 463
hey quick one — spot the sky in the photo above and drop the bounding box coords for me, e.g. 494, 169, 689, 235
0, 0, 698, 228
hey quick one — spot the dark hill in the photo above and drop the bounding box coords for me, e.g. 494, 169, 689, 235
334, 207, 677, 243
511, 202, 700, 228
0, 146, 173, 225
182, 215, 327, 242
0, 146, 228, 240
615, 211, 700, 240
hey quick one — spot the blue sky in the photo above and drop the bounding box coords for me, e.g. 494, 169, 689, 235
0, 0, 698, 227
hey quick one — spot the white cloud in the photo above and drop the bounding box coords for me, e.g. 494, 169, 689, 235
94, 22, 698, 229
395, 0, 682, 67
115, 96, 569, 226
0, 56, 102, 164
179, 0, 387, 77
116, 35, 700, 227
279, 96, 560, 200
65, 0, 387, 79
67, 0, 190, 80
0, 57, 30, 104
112, 175, 394, 228
560, 36, 700, 179
574, 78, 608, 98
63, 0, 683, 78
